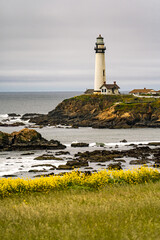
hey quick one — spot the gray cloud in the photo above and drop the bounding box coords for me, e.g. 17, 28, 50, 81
0, 0, 160, 91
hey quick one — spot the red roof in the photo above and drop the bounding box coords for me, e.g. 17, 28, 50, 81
129, 88, 153, 94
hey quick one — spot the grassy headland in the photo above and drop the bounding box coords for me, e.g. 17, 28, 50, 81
31, 94, 160, 128
0, 180, 160, 240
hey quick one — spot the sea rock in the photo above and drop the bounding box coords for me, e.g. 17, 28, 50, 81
128, 144, 136, 147
21, 113, 44, 120
96, 163, 106, 166
31, 164, 56, 168
66, 160, 89, 167
55, 151, 70, 155
75, 150, 124, 162
129, 159, 149, 165
8, 113, 21, 117
148, 142, 160, 146
71, 142, 89, 147
28, 169, 48, 173
85, 167, 93, 169
0, 128, 66, 151
57, 165, 74, 170
50, 167, 56, 170
34, 154, 63, 160
107, 162, 122, 170
120, 139, 127, 143
1, 119, 10, 122
124, 146, 151, 159
2, 174, 17, 178
113, 159, 126, 163
96, 143, 105, 147
0, 122, 25, 127
21, 152, 34, 155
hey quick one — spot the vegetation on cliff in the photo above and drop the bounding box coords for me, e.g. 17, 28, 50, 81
31, 95, 160, 128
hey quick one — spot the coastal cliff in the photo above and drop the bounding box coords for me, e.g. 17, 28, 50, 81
31, 95, 160, 128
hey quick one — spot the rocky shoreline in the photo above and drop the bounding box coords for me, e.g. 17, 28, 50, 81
0, 129, 160, 178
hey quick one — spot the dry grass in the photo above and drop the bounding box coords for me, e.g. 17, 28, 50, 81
0, 182, 160, 240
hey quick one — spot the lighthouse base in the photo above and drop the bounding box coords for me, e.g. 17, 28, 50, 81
93, 90, 101, 95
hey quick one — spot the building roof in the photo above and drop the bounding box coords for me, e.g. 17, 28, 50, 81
100, 81, 120, 89
129, 88, 154, 94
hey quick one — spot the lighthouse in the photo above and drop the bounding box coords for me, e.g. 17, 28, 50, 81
94, 34, 106, 93
84, 35, 120, 95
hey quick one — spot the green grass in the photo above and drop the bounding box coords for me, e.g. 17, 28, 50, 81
115, 102, 150, 113
71, 94, 156, 102
0, 182, 160, 240
58, 95, 160, 118
69, 94, 158, 108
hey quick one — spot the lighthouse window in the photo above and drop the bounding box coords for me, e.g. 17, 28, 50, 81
103, 70, 105, 76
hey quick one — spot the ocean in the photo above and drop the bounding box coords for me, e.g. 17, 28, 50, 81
0, 91, 82, 114
0, 92, 160, 178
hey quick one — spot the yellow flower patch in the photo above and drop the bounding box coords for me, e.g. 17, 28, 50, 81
0, 167, 159, 198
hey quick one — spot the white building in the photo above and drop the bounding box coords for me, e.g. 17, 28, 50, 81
100, 81, 120, 95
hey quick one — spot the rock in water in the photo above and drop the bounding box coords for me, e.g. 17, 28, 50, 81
107, 162, 122, 170
120, 139, 127, 143
71, 142, 89, 147
0, 128, 66, 151
21, 113, 44, 120
8, 113, 21, 117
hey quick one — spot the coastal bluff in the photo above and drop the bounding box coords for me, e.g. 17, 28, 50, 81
30, 95, 160, 128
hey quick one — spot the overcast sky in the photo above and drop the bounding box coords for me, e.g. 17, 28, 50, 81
0, 0, 160, 91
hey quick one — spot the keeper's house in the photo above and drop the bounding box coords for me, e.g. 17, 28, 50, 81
100, 81, 120, 95
129, 88, 160, 96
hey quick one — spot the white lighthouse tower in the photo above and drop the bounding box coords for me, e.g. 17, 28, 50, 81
94, 34, 106, 93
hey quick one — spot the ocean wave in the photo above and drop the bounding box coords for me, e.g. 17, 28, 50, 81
0, 114, 8, 118
89, 140, 160, 147
65, 140, 160, 148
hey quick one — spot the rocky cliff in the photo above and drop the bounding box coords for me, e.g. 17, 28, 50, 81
31, 95, 160, 128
